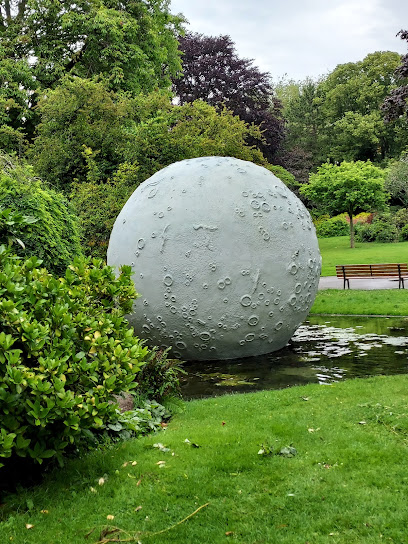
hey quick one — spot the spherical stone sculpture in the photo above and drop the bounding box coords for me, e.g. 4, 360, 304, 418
107, 156, 321, 361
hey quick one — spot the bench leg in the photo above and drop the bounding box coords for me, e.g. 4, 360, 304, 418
399, 277, 405, 289
343, 278, 349, 289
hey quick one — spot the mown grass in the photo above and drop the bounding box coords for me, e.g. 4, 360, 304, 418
311, 289, 408, 316
2, 375, 408, 544
318, 236, 408, 276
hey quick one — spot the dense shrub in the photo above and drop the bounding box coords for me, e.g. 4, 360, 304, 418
395, 208, 408, 230
0, 249, 151, 467
315, 215, 349, 237
70, 165, 138, 259
355, 213, 399, 243
400, 224, 408, 241
354, 222, 377, 242
0, 154, 82, 274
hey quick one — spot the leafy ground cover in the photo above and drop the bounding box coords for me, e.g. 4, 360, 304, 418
2, 374, 408, 543
318, 236, 408, 276
311, 289, 408, 316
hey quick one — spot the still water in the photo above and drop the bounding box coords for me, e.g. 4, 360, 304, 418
180, 315, 408, 399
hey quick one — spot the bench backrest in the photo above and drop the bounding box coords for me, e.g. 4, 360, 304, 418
336, 263, 408, 278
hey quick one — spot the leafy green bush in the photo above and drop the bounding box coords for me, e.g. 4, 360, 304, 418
0, 207, 38, 249
0, 154, 82, 274
375, 223, 399, 243
0, 248, 150, 467
395, 208, 408, 230
134, 349, 185, 404
354, 222, 377, 242
109, 400, 171, 441
355, 213, 399, 243
70, 167, 137, 259
400, 224, 408, 241
315, 216, 349, 237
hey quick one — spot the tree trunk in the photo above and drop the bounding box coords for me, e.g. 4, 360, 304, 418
349, 212, 355, 248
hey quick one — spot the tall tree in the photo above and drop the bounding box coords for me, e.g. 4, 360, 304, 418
281, 52, 408, 169
0, 0, 184, 143
382, 30, 408, 122
281, 78, 325, 168
300, 161, 388, 248
172, 32, 285, 163
317, 52, 407, 163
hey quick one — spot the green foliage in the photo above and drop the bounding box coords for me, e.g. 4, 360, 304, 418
0, 207, 38, 249
280, 78, 325, 167
281, 53, 408, 169
0, 0, 184, 148
301, 160, 388, 247
394, 207, 408, 229
0, 154, 82, 274
317, 52, 407, 163
355, 213, 399, 243
266, 164, 299, 192
30, 76, 137, 190
315, 216, 349, 238
0, 250, 150, 467
134, 350, 185, 404
385, 154, 408, 207
126, 98, 267, 181
70, 176, 135, 258
400, 224, 408, 241
110, 400, 171, 441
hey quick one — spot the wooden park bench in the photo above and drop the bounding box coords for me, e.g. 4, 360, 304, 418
335, 263, 408, 289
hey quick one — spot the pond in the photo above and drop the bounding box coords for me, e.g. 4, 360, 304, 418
180, 315, 408, 399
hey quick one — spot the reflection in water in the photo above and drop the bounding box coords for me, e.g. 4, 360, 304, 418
181, 315, 408, 399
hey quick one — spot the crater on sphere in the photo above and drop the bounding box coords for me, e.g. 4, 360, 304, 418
107, 157, 321, 361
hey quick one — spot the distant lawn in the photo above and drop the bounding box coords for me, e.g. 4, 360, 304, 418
318, 236, 408, 276
311, 289, 408, 316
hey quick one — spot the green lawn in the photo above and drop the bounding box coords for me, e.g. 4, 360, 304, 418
318, 236, 408, 276
2, 375, 408, 544
310, 289, 408, 316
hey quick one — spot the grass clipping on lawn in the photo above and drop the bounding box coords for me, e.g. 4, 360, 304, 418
2, 375, 408, 544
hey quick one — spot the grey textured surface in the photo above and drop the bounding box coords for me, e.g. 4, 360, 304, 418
107, 157, 321, 360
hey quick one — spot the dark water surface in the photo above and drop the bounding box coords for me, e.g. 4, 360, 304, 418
180, 315, 408, 399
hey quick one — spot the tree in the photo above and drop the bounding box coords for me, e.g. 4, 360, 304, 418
29, 76, 137, 190
300, 161, 388, 247
279, 78, 326, 169
281, 52, 408, 169
317, 52, 407, 163
0, 0, 184, 144
382, 30, 408, 122
172, 32, 285, 163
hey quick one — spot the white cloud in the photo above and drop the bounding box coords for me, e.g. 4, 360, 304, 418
170, 0, 407, 81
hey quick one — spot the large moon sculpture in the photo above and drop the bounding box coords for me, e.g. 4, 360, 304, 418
107, 157, 321, 361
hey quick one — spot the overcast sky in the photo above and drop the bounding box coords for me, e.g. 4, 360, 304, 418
169, 0, 407, 82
